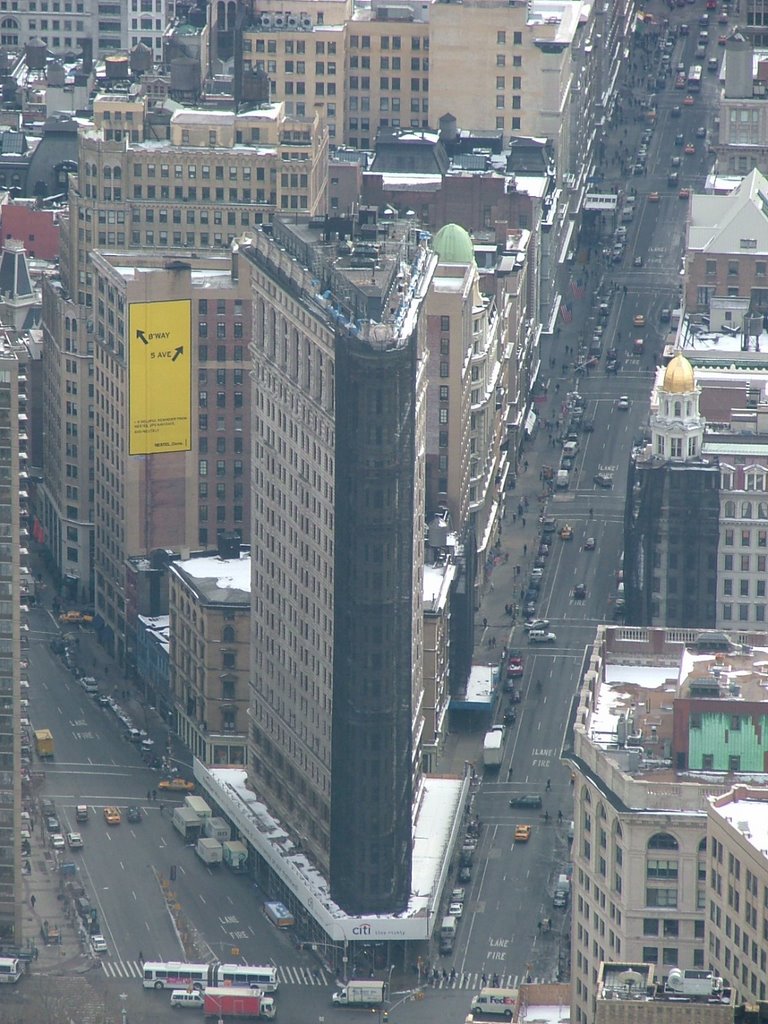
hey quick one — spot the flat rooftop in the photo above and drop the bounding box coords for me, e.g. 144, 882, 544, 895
710, 785, 768, 859
579, 627, 768, 789
171, 552, 251, 603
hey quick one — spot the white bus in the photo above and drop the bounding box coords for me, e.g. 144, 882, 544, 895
142, 961, 209, 990
214, 963, 279, 992
0, 957, 23, 983
142, 960, 279, 993
687, 64, 703, 91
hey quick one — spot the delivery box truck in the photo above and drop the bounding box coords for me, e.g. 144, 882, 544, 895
203, 986, 275, 1019
332, 980, 386, 1007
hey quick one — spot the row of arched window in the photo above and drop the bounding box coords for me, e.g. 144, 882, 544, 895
84, 164, 122, 180
723, 500, 768, 520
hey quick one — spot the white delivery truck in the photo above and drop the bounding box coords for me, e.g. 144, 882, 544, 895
172, 806, 203, 843
196, 837, 223, 866
332, 980, 385, 1007
470, 987, 519, 1019
482, 725, 505, 769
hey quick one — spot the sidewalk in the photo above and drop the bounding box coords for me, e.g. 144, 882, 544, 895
20, 818, 95, 976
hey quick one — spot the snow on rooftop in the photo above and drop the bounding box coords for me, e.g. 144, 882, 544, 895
111, 265, 233, 287
711, 793, 768, 857
380, 173, 443, 191
176, 553, 251, 594
465, 664, 497, 705
523, 1007, 571, 1024
590, 664, 674, 747
197, 763, 464, 941
137, 613, 170, 651
423, 562, 455, 610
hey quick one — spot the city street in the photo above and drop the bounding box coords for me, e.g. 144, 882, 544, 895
428, 2, 718, 1012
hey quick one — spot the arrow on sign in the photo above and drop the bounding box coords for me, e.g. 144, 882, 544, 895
136, 329, 149, 345
172, 346, 184, 362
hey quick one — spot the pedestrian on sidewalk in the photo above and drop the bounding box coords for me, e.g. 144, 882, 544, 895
30, 894, 36, 909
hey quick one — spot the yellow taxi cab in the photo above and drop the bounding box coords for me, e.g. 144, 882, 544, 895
158, 778, 195, 792
559, 524, 573, 540
103, 806, 121, 825
633, 313, 646, 327
514, 825, 532, 842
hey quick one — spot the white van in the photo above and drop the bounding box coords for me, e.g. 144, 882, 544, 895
556, 469, 569, 490
470, 987, 519, 1019
170, 990, 204, 1009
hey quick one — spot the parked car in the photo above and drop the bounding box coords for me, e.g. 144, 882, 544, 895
509, 794, 543, 809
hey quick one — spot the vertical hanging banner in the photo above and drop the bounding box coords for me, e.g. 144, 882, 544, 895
128, 299, 192, 455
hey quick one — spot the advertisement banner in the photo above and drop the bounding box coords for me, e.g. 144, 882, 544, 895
128, 299, 192, 455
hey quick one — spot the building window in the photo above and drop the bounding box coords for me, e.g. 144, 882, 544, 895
647, 860, 678, 880
648, 833, 679, 850
646, 888, 678, 908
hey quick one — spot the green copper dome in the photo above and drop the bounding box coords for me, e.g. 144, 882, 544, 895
432, 223, 475, 265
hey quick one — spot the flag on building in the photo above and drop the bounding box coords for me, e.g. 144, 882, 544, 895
560, 302, 573, 324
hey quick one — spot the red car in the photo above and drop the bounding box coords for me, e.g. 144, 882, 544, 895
507, 655, 524, 679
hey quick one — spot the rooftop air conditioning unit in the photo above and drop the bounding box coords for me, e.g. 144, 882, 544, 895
260, 14, 272, 27
273, 14, 286, 27
301, 15, 313, 27
287, 14, 299, 27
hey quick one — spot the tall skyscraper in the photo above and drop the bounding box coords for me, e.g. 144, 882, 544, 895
243, 213, 434, 914
0, 343, 23, 946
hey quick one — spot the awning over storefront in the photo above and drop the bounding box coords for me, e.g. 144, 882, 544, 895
558, 219, 577, 265
524, 409, 537, 437
450, 664, 498, 713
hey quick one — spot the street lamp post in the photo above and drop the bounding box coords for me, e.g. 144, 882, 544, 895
378, 964, 395, 1024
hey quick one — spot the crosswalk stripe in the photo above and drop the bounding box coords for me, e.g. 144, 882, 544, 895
100, 962, 361, 987
425, 972, 545, 990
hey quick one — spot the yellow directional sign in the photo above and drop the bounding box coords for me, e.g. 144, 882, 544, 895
128, 299, 192, 455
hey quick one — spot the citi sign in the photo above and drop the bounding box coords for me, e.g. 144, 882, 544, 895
352, 924, 372, 936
